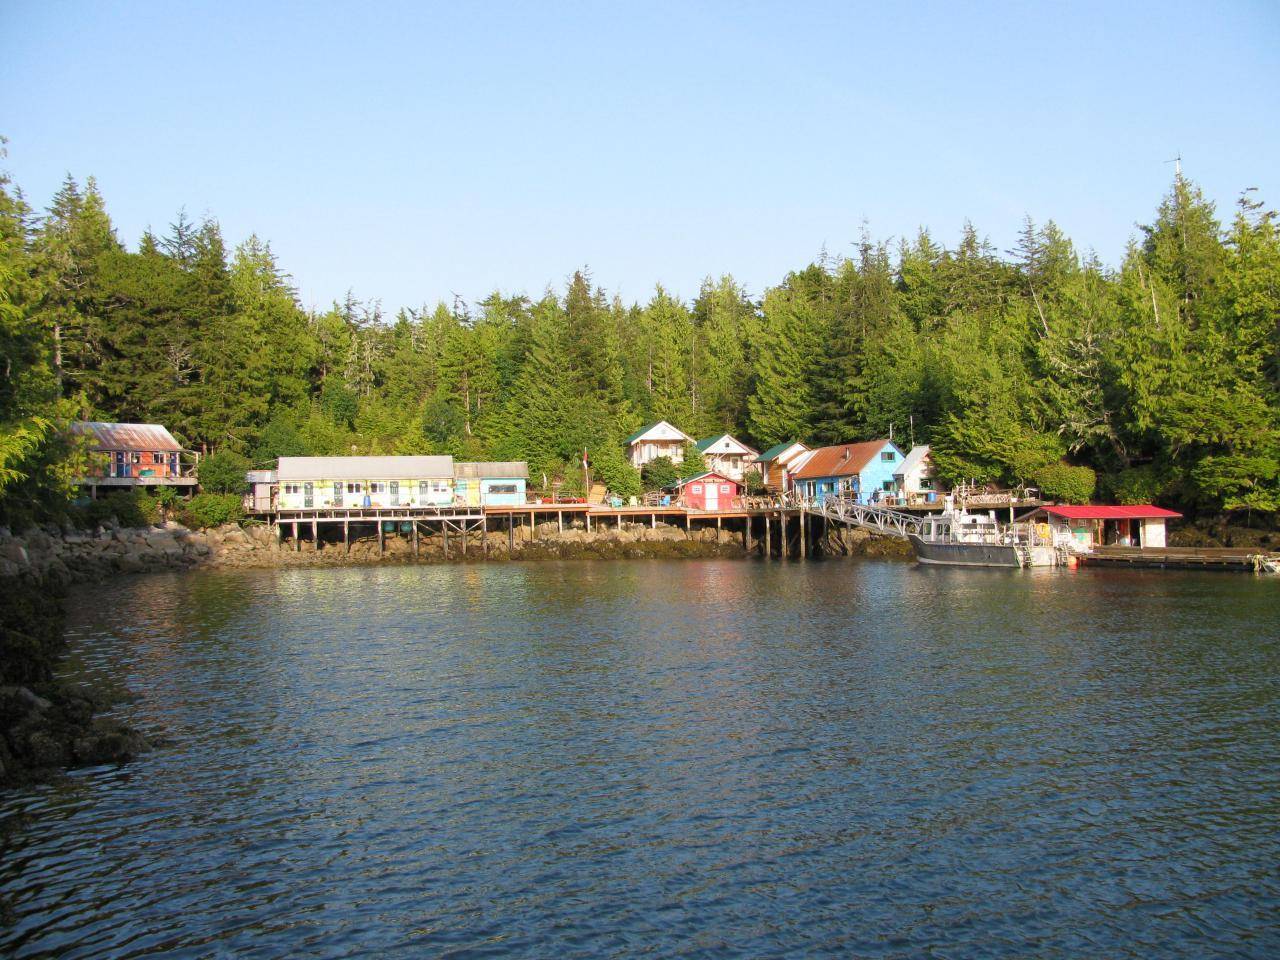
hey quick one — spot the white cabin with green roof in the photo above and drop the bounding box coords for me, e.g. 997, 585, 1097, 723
625, 421, 694, 469
694, 434, 758, 482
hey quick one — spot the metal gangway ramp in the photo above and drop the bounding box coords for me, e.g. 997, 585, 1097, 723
809, 497, 924, 539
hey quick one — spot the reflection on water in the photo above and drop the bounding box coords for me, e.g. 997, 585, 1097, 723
2, 560, 1278, 958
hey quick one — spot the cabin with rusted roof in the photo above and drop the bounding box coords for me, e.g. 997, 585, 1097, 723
790, 439, 905, 505
73, 421, 196, 494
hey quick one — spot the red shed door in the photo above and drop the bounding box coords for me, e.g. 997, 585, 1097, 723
705, 482, 719, 510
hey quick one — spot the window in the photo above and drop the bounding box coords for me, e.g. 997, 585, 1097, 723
432, 480, 449, 493
691, 484, 703, 493
370, 482, 384, 494
284, 483, 301, 495
720, 484, 731, 493
131, 453, 141, 464
920, 478, 934, 490
881, 451, 895, 461
489, 483, 518, 495
883, 481, 894, 491
346, 482, 362, 494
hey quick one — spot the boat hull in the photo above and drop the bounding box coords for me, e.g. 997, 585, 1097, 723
908, 534, 1022, 568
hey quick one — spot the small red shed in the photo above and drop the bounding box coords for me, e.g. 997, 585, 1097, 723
672, 471, 740, 511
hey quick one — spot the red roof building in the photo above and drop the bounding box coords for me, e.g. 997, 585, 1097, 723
1034, 504, 1181, 549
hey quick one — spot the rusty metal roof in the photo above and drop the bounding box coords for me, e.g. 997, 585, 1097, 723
791, 440, 894, 480
73, 421, 183, 452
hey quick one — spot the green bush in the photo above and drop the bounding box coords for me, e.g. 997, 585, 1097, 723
679, 443, 708, 479
1033, 463, 1096, 505
75, 490, 153, 528
1108, 465, 1170, 505
742, 468, 766, 495
179, 493, 244, 529
641, 456, 679, 491
197, 450, 251, 494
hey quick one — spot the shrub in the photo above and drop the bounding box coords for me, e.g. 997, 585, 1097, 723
180, 493, 244, 529
1108, 465, 1170, 505
742, 468, 766, 495
679, 443, 708, 479
1033, 463, 1096, 505
75, 490, 152, 528
641, 456, 679, 491
198, 450, 251, 494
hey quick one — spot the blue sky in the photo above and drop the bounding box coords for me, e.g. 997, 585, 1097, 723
2, 1, 1278, 314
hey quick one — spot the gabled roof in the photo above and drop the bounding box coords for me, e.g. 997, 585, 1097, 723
625, 421, 694, 445
453, 461, 529, 479
1043, 505, 1181, 521
695, 434, 758, 456
894, 444, 931, 477
791, 440, 898, 480
666, 471, 739, 490
757, 441, 806, 463
278, 456, 454, 481
73, 421, 183, 452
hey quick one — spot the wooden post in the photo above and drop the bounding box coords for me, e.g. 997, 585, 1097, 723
800, 508, 807, 559
461, 520, 467, 558
443, 523, 449, 560
312, 517, 318, 551
412, 521, 419, 558
483, 515, 489, 558
745, 516, 752, 552
764, 514, 771, 558
344, 519, 349, 553
294, 521, 300, 551
557, 510, 563, 534
651, 513, 657, 529
378, 519, 384, 554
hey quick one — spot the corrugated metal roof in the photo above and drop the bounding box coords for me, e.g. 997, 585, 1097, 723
791, 441, 895, 480
246, 470, 277, 483
453, 461, 530, 479
1044, 505, 1181, 520
73, 421, 183, 452
277, 456, 454, 481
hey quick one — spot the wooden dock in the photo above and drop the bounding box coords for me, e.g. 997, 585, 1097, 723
1081, 546, 1279, 572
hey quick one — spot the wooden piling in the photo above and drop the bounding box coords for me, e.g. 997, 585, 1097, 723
764, 514, 771, 558
412, 521, 419, 558
799, 508, 806, 559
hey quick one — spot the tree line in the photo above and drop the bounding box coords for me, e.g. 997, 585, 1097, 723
2, 146, 1278, 526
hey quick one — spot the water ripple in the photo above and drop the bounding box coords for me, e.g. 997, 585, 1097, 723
2, 561, 1278, 958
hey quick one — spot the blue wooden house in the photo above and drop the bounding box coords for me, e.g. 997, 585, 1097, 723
790, 440, 905, 504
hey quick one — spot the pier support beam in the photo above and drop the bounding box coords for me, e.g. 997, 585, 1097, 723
764, 515, 771, 558
800, 509, 807, 559
412, 521, 419, 558
294, 521, 300, 552
378, 521, 384, 554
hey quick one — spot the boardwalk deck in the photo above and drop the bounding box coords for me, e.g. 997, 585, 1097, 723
1081, 546, 1277, 572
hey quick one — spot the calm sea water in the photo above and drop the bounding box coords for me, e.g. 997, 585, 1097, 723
2, 560, 1278, 958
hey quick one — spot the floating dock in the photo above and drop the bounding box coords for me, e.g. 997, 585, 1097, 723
1080, 546, 1279, 572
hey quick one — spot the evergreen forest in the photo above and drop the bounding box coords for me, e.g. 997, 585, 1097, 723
2, 148, 1278, 525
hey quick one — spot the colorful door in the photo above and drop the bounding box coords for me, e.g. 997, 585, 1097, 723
705, 482, 719, 510
303, 482, 314, 508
